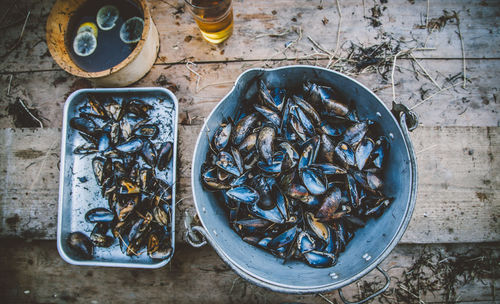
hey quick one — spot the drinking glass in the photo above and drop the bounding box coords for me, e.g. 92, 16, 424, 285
184, 0, 233, 44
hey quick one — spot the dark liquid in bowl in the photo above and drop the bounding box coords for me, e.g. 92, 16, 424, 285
66, 0, 143, 72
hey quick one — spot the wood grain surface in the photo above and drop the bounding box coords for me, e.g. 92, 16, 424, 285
1, 0, 499, 73
0, 0, 499, 302
0, 241, 498, 303
1, 126, 498, 244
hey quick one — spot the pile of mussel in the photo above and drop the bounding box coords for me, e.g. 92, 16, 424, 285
67, 94, 173, 260
202, 80, 391, 268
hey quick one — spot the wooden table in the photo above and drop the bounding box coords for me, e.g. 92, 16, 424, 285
0, 0, 498, 303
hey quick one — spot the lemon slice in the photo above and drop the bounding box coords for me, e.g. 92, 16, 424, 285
73, 31, 97, 57
77, 22, 98, 38
120, 17, 144, 44
97, 5, 119, 30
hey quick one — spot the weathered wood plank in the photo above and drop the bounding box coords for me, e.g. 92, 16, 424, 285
1, 59, 499, 129
0, 126, 498, 243
1, 0, 499, 72
0, 241, 497, 303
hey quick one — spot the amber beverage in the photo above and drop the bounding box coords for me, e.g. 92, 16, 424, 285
185, 0, 233, 44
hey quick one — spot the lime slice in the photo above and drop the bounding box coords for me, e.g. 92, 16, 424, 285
73, 31, 97, 57
77, 22, 98, 38
120, 17, 144, 44
97, 5, 119, 30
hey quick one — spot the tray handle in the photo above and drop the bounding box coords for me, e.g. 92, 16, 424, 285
337, 266, 390, 304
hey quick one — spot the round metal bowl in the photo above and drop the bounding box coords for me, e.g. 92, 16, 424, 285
191, 65, 417, 294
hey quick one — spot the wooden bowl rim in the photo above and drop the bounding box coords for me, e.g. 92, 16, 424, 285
46, 0, 152, 79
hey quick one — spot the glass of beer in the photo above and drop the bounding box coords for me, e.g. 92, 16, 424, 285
184, 0, 233, 44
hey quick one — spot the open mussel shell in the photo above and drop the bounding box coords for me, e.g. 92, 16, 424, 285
232, 113, 259, 146
305, 212, 330, 241
213, 122, 232, 151
216, 151, 241, 177
201, 167, 231, 191
292, 95, 321, 126
268, 226, 298, 250
248, 203, 285, 224
310, 163, 346, 175
303, 250, 337, 268
355, 137, 375, 170
342, 121, 372, 147
70, 117, 97, 136
335, 141, 356, 167
90, 223, 114, 247
257, 126, 276, 165
300, 167, 327, 196
85, 208, 115, 223
115, 138, 143, 154
67, 232, 94, 259
258, 80, 284, 112
254, 104, 281, 128
315, 186, 342, 221
157, 141, 173, 171
133, 124, 159, 139
141, 139, 157, 167
227, 186, 259, 204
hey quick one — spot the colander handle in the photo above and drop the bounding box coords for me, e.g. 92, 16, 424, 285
184, 211, 208, 248
337, 266, 390, 304
391, 102, 419, 131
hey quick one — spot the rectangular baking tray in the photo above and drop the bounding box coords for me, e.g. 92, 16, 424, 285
57, 87, 178, 268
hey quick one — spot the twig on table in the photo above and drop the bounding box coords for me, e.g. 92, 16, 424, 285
283, 26, 303, 53
410, 82, 460, 110
175, 196, 191, 208
333, 0, 343, 58
18, 98, 43, 128
0, 10, 30, 58
425, 0, 430, 29
196, 81, 235, 93
409, 53, 441, 89
391, 48, 436, 103
398, 284, 426, 304
186, 61, 201, 93
255, 29, 291, 39
454, 12, 467, 89
372, 84, 393, 93
391, 50, 405, 103
263, 26, 302, 66
307, 36, 334, 57
29, 138, 57, 191
307, 35, 337, 68
7, 74, 13, 95
229, 277, 241, 294
317, 293, 336, 304
416, 144, 437, 155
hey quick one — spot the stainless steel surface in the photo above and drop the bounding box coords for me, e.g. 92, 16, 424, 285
191, 65, 418, 293
57, 87, 178, 268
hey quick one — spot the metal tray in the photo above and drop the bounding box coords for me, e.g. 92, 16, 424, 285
57, 87, 178, 268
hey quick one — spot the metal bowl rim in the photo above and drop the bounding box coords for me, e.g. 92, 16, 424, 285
191, 65, 417, 292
